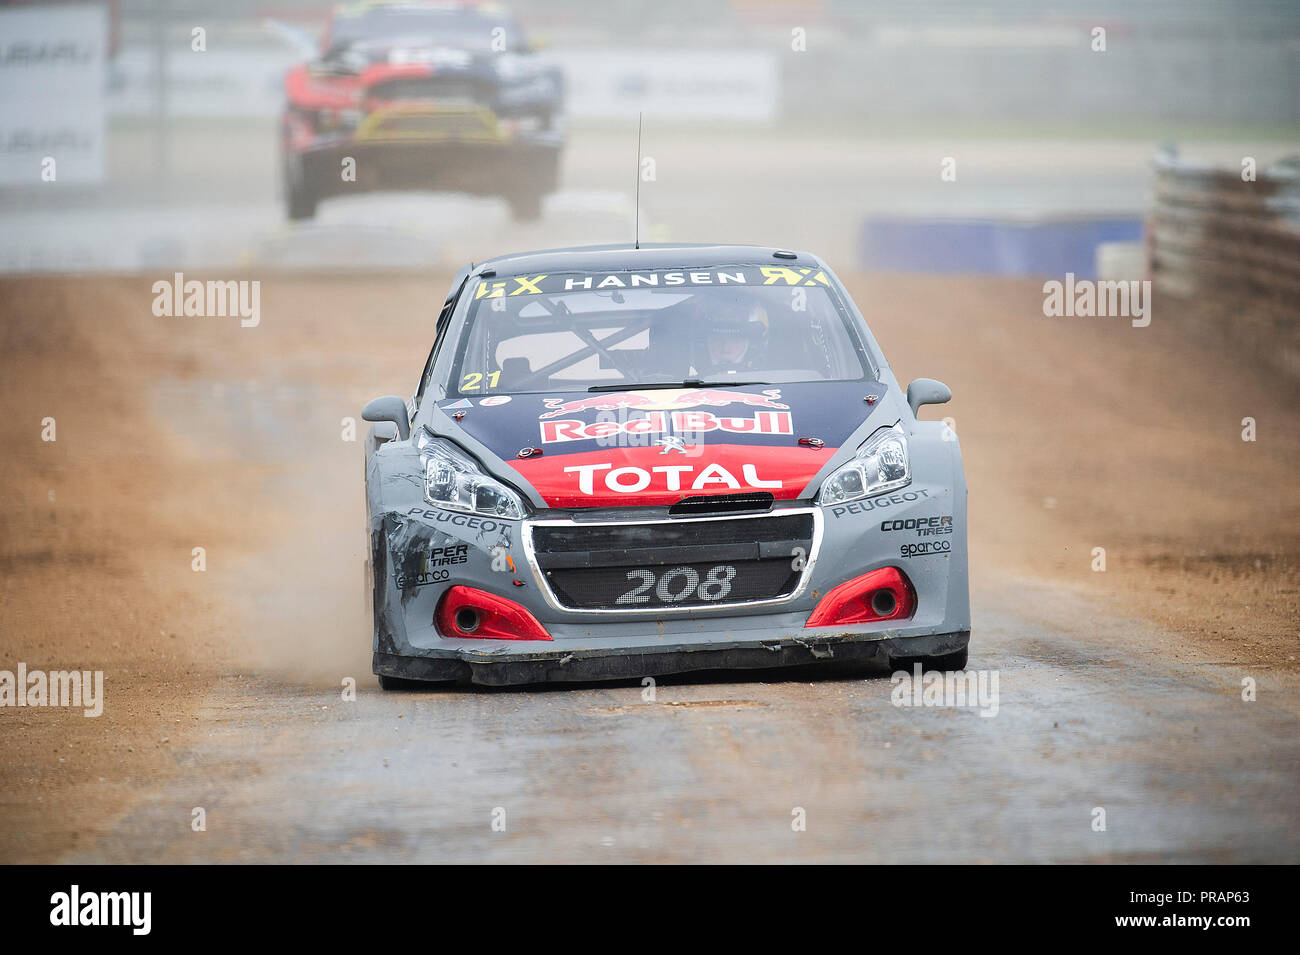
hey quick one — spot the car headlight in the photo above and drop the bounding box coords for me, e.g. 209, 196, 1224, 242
500, 75, 556, 105
816, 424, 910, 506
316, 107, 361, 132
419, 434, 526, 520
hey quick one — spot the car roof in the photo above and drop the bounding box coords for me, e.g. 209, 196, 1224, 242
472, 243, 825, 278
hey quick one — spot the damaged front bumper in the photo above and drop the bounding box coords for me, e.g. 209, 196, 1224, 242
368, 448, 971, 686
374, 628, 971, 686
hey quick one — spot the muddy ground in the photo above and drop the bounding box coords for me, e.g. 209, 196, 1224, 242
1, 271, 1296, 862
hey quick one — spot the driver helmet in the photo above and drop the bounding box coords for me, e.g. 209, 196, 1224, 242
702, 295, 768, 369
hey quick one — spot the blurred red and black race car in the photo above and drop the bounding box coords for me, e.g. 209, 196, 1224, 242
280, 1, 564, 221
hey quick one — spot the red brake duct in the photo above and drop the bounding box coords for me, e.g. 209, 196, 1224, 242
436, 586, 553, 641
805, 567, 916, 628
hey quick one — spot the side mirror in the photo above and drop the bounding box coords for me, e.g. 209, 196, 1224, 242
906, 378, 952, 416
362, 395, 410, 441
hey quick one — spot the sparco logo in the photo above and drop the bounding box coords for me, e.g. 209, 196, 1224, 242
49, 885, 151, 935
900, 540, 951, 557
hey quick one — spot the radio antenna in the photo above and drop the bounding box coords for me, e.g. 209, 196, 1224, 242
634, 112, 642, 249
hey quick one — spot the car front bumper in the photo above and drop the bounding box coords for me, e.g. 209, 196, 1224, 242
369, 492, 970, 686
287, 105, 563, 198
374, 627, 970, 686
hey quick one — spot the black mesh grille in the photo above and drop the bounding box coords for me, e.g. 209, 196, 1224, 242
368, 77, 481, 101
533, 513, 811, 554
669, 492, 774, 517
531, 513, 814, 611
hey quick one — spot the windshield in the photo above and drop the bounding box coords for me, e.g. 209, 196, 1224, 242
327, 7, 524, 55
446, 267, 870, 398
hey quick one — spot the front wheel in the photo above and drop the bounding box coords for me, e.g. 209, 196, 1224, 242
377, 674, 424, 691
280, 117, 319, 221
286, 174, 318, 220
506, 189, 543, 222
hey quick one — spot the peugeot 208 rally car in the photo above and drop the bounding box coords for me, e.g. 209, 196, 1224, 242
362, 244, 969, 687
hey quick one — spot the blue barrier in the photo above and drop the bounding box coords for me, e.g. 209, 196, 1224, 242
858, 217, 1145, 279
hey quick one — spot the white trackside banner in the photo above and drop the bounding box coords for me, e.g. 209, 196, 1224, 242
559, 49, 778, 123
0, 3, 107, 185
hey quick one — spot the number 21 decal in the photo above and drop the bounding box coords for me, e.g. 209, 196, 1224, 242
461, 371, 501, 392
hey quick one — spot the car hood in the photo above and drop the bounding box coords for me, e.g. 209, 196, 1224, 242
435, 381, 890, 508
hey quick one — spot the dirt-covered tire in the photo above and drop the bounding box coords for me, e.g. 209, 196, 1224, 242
507, 189, 543, 222
280, 119, 319, 221
285, 176, 318, 221
377, 674, 424, 691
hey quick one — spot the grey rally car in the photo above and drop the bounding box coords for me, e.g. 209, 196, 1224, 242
362, 244, 970, 687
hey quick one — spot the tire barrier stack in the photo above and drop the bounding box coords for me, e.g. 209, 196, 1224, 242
1148, 150, 1300, 379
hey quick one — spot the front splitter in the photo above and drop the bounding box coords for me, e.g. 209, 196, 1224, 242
374, 630, 970, 686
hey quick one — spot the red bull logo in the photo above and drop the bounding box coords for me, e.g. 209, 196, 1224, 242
541, 410, 793, 444
539, 388, 789, 419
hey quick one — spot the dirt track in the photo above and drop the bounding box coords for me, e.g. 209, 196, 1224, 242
1, 271, 1297, 862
